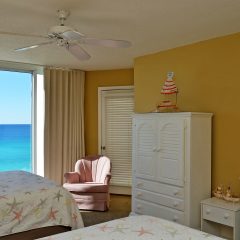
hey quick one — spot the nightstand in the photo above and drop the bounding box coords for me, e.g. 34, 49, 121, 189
201, 197, 240, 239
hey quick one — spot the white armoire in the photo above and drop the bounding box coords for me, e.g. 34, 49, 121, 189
132, 112, 212, 229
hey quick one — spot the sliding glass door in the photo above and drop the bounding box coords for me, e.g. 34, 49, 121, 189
0, 70, 32, 172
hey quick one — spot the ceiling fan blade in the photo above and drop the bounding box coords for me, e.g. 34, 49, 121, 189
81, 37, 132, 48
61, 30, 84, 41
15, 41, 54, 52
67, 44, 91, 61
0, 30, 48, 39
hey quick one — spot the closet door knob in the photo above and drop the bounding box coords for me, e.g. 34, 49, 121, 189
224, 213, 229, 219
137, 192, 142, 197
173, 201, 179, 207
173, 190, 179, 195
206, 209, 211, 214
173, 215, 178, 222
137, 204, 142, 209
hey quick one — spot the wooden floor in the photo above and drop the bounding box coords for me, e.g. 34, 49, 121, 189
80, 194, 131, 227
110, 194, 131, 212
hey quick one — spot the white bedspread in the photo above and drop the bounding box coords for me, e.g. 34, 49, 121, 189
38, 215, 225, 240
0, 171, 83, 237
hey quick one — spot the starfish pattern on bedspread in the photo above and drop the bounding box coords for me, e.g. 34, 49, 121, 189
54, 190, 63, 201
12, 208, 23, 223
0, 195, 7, 199
134, 226, 154, 236
98, 224, 114, 232
0, 171, 84, 237
6, 197, 23, 213
111, 225, 129, 234
35, 215, 225, 240
48, 208, 58, 220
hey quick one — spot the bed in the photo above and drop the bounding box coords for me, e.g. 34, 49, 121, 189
0, 171, 84, 239
37, 215, 224, 240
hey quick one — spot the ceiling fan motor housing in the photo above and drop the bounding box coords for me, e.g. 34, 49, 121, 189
48, 25, 73, 38
57, 10, 70, 22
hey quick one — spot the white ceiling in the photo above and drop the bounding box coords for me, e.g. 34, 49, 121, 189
0, 0, 240, 71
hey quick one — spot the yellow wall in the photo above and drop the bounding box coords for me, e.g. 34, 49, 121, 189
134, 32, 240, 194
85, 69, 134, 155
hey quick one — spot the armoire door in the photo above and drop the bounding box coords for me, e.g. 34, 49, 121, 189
133, 117, 157, 181
156, 118, 185, 186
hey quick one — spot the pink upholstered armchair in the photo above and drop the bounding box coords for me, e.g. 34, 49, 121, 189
63, 155, 111, 211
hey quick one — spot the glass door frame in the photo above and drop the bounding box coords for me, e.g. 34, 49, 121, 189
0, 66, 37, 173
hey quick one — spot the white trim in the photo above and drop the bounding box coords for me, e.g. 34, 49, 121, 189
35, 74, 45, 177
98, 86, 134, 155
32, 71, 37, 173
0, 61, 43, 74
98, 85, 134, 92
0, 67, 37, 174
98, 90, 102, 155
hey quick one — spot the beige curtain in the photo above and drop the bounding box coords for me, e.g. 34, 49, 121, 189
44, 68, 85, 184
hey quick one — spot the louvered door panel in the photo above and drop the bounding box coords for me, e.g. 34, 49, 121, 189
156, 119, 185, 186
104, 93, 134, 187
133, 118, 156, 180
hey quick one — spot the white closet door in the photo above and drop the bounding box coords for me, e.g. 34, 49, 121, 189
156, 119, 185, 186
99, 87, 134, 189
133, 117, 157, 181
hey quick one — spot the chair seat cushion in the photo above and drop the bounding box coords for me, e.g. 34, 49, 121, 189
63, 182, 108, 193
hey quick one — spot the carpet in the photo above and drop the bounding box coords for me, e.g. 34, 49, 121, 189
80, 194, 131, 227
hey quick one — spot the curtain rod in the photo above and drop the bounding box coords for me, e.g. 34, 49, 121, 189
46, 66, 72, 71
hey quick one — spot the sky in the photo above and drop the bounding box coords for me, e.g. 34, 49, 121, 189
0, 70, 32, 124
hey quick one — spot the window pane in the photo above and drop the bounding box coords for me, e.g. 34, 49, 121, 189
0, 70, 32, 172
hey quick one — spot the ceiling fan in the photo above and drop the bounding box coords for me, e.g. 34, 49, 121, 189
0, 10, 132, 61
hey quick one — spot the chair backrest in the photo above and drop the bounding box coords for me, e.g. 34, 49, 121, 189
74, 155, 111, 183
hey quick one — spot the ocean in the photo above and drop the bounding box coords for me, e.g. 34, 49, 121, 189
0, 124, 32, 172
